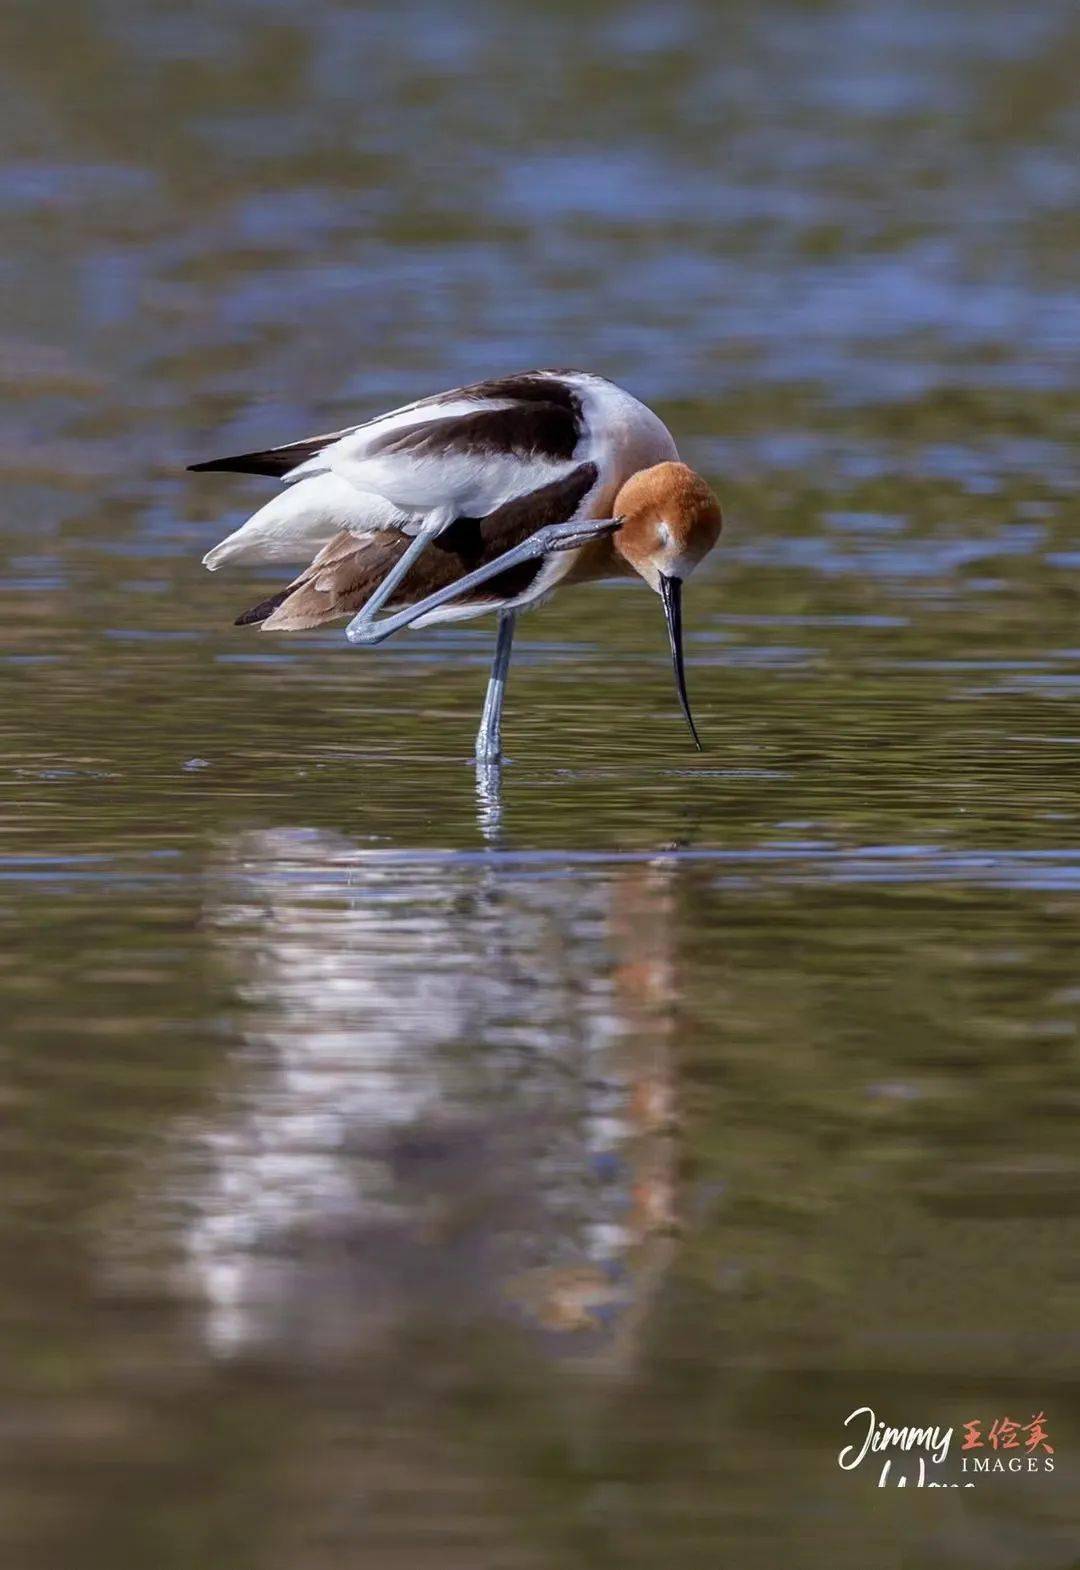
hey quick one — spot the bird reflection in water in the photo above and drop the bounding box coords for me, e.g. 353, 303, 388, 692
175, 828, 681, 1364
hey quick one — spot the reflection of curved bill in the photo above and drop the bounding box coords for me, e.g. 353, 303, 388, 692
175, 829, 679, 1361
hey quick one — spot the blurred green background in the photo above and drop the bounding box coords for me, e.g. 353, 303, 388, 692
1, 0, 1078, 1565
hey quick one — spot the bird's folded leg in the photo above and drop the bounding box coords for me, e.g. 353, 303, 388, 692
344, 528, 436, 633
345, 515, 623, 647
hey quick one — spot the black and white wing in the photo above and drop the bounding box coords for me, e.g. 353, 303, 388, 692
195, 371, 677, 572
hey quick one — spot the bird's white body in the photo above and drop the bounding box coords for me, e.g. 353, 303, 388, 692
201, 370, 678, 625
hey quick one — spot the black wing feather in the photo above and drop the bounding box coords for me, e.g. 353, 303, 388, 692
188, 429, 351, 478
191, 371, 585, 477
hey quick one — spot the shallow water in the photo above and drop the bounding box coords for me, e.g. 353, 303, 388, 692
2, 0, 1079, 1564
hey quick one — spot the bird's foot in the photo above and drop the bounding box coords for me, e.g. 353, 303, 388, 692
538, 515, 624, 554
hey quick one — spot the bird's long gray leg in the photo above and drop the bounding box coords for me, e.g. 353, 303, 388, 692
345, 514, 622, 647
475, 611, 516, 764
345, 529, 434, 632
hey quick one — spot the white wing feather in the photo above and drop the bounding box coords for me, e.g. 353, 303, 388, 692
291, 397, 567, 532
202, 473, 402, 570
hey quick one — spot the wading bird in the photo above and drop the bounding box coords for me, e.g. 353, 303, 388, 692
193, 370, 722, 762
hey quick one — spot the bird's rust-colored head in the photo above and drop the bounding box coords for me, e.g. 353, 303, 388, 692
611, 462, 723, 592
610, 462, 722, 750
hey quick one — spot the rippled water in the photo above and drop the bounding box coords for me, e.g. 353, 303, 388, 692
2, 0, 1079, 1564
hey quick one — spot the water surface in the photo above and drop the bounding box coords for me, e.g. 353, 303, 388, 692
1, 0, 1079, 1564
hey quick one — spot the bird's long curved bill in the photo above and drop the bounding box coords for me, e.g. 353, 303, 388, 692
659, 574, 702, 750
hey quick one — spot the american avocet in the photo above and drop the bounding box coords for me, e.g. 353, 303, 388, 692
193, 369, 722, 762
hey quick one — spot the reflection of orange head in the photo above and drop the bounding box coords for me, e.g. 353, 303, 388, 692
612, 462, 723, 593
612, 866, 678, 1017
